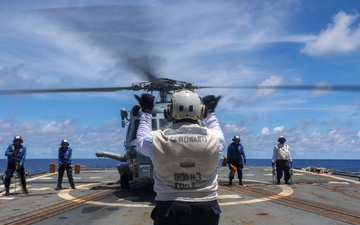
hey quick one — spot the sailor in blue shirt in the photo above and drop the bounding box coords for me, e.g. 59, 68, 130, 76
4, 136, 29, 196
227, 135, 246, 185
55, 140, 75, 190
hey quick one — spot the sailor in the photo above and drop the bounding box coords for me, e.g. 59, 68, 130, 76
4, 136, 29, 196
136, 90, 226, 225
272, 135, 292, 185
227, 135, 246, 185
55, 140, 76, 190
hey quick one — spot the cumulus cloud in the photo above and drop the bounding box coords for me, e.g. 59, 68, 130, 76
250, 76, 284, 102
223, 123, 248, 135
261, 127, 270, 135
301, 11, 360, 56
273, 125, 285, 132
227, 75, 284, 107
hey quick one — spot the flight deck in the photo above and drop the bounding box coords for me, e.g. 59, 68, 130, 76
0, 167, 359, 225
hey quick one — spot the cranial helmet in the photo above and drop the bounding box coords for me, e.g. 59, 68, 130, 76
13, 135, 23, 143
278, 135, 286, 143
164, 89, 206, 122
61, 139, 70, 146
232, 135, 241, 141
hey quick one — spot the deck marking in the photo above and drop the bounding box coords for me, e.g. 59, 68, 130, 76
58, 179, 293, 208
0, 197, 16, 200
30, 187, 54, 191
218, 194, 242, 199
219, 185, 294, 206
244, 174, 255, 176
328, 181, 349, 184
58, 183, 153, 207
298, 170, 360, 184
26, 173, 54, 181
118, 196, 140, 201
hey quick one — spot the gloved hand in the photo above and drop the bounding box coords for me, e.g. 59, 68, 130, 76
272, 162, 275, 167
202, 95, 221, 113
243, 159, 246, 165
135, 94, 154, 113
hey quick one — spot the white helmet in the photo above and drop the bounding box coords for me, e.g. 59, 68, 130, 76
165, 89, 206, 121
61, 139, 70, 146
13, 135, 23, 143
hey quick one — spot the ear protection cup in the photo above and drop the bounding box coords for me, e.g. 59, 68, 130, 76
164, 104, 175, 122
199, 105, 207, 120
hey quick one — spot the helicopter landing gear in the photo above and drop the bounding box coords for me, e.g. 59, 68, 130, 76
120, 174, 130, 189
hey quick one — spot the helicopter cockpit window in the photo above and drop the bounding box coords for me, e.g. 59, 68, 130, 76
127, 118, 140, 142
151, 116, 172, 131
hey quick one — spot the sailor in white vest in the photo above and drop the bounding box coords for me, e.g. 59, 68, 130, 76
136, 90, 226, 225
272, 135, 292, 185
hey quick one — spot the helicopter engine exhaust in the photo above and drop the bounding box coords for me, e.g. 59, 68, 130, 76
96, 151, 127, 162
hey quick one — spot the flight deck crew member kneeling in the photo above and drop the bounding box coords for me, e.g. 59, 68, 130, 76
4, 136, 29, 196
55, 140, 75, 190
136, 90, 226, 225
227, 135, 246, 185
272, 135, 292, 185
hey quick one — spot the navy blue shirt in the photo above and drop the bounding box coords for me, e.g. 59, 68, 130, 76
5, 144, 27, 165
227, 142, 246, 162
58, 147, 72, 165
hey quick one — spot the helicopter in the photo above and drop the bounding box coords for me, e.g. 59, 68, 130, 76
96, 78, 202, 188
2, 77, 360, 189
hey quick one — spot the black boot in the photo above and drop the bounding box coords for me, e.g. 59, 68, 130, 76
5, 187, 10, 196
21, 182, 29, 194
229, 178, 233, 186
23, 187, 29, 194
69, 177, 75, 189
239, 180, 243, 185
55, 181, 62, 190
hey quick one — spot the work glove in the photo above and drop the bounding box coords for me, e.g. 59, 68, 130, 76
272, 162, 275, 167
243, 159, 246, 165
135, 94, 154, 113
202, 95, 221, 113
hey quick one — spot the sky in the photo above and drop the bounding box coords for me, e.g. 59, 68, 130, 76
0, 0, 360, 160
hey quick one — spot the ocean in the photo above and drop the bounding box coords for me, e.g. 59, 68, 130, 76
0, 158, 359, 175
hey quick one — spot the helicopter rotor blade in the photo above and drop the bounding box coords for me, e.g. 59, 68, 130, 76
197, 85, 360, 92
125, 57, 161, 83
0, 86, 134, 95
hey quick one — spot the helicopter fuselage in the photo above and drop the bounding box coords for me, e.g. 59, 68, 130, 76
116, 102, 170, 187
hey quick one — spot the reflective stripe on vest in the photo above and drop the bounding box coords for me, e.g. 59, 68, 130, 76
275, 144, 289, 160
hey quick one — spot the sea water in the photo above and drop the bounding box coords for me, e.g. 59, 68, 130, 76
0, 158, 359, 175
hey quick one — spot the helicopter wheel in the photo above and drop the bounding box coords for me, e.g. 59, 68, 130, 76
120, 174, 130, 189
